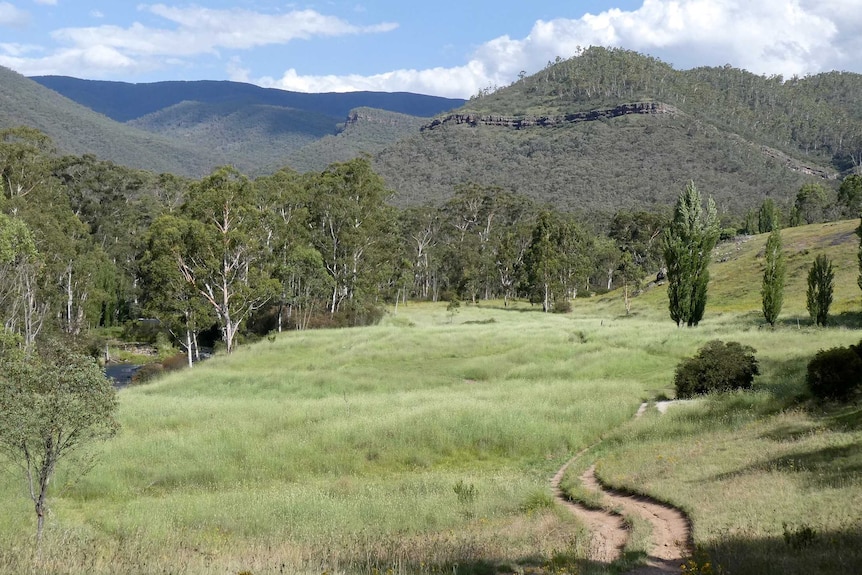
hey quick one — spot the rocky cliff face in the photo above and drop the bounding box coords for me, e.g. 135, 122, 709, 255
421, 102, 673, 131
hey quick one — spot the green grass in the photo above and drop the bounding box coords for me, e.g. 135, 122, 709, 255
1, 220, 860, 574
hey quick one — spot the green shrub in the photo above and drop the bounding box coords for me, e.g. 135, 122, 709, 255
806, 345, 862, 400
552, 297, 572, 313
674, 340, 759, 398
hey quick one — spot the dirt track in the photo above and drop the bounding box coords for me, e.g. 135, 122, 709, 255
551, 402, 692, 574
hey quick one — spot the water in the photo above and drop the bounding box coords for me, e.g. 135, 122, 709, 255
104, 363, 141, 389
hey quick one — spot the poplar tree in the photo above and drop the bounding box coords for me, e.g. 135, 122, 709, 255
807, 255, 834, 326
761, 227, 785, 326
662, 181, 719, 327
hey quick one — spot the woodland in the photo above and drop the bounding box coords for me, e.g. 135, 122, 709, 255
1, 46, 862, 575
2, 47, 862, 361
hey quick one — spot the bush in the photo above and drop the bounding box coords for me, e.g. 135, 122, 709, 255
674, 340, 759, 398
806, 344, 862, 400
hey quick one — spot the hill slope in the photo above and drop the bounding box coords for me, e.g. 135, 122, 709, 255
127, 101, 341, 176
0, 66, 222, 176
29, 76, 466, 122
373, 47, 861, 215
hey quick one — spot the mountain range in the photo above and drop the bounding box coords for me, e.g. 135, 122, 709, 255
3, 47, 861, 218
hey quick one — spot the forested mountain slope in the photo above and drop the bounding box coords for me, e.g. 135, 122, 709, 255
127, 101, 340, 177
285, 107, 428, 172
374, 47, 861, 216
0, 66, 222, 177
29, 76, 466, 122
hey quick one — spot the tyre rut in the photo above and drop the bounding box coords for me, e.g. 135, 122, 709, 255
551, 402, 693, 574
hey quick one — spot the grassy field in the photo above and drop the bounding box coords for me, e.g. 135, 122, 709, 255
0, 220, 860, 574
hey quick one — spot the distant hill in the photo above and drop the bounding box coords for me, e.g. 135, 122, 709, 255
29, 76, 466, 122
0, 66, 222, 176
285, 107, 427, 172
127, 101, 340, 176
29, 75, 464, 176
372, 47, 862, 216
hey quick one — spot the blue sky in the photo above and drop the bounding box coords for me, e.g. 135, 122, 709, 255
1, 1, 861, 98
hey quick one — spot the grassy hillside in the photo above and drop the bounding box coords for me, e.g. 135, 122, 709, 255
0, 221, 859, 574
374, 47, 860, 215
0, 66, 222, 177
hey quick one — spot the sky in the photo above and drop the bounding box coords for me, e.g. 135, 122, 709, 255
1, 1, 861, 99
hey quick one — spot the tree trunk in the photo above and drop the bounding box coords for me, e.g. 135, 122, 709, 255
186, 329, 193, 368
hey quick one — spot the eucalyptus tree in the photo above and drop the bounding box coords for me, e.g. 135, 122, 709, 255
838, 174, 862, 218
306, 158, 395, 316
0, 213, 45, 348
617, 251, 642, 315
523, 211, 561, 312
0, 126, 54, 200
178, 166, 279, 353
399, 205, 441, 300
663, 181, 719, 327
0, 344, 118, 544
139, 214, 214, 366
0, 130, 105, 335
254, 168, 321, 331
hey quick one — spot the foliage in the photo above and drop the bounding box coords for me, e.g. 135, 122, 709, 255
806, 255, 834, 326
837, 174, 862, 217
757, 198, 781, 233
792, 183, 831, 226
663, 181, 720, 327
806, 344, 862, 400
782, 522, 818, 551
761, 227, 786, 326
0, 344, 118, 541
179, 166, 280, 353
674, 340, 759, 398
681, 546, 728, 575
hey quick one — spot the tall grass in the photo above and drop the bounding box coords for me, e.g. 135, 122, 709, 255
1, 220, 859, 574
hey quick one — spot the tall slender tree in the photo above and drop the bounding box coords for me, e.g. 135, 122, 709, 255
662, 181, 719, 327
761, 227, 785, 326
807, 255, 834, 326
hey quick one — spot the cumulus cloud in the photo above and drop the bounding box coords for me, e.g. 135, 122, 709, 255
0, 2, 29, 27
267, 0, 862, 97
1, 4, 397, 77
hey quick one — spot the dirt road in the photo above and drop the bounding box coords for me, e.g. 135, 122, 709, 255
551, 402, 692, 574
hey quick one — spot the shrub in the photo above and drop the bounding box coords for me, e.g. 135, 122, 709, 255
674, 340, 759, 398
552, 297, 572, 313
806, 345, 862, 400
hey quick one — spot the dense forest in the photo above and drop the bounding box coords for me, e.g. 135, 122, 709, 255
2, 123, 859, 362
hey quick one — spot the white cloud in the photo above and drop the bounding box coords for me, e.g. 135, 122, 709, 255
5, 4, 397, 76
33, 0, 57, 5
0, 2, 29, 27
0, 42, 40, 57
48, 4, 397, 55
226, 56, 250, 83
265, 0, 862, 97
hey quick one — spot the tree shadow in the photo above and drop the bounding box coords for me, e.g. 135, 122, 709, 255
698, 525, 862, 575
